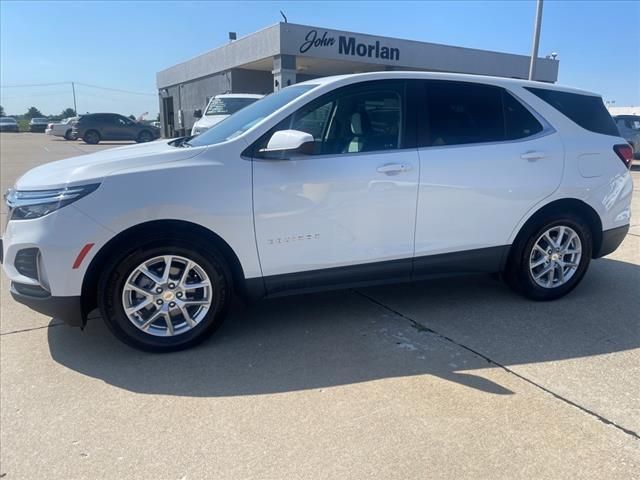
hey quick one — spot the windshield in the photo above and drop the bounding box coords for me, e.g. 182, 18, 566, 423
205, 97, 260, 116
188, 85, 317, 147
615, 116, 640, 130
0, 117, 16, 124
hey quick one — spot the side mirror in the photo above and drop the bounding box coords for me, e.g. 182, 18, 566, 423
193, 109, 202, 119
259, 130, 315, 158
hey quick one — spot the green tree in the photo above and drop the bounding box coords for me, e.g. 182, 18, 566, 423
0, 105, 5, 116
25, 107, 44, 120
60, 108, 76, 118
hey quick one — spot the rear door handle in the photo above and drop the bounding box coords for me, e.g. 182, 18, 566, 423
377, 163, 412, 175
520, 151, 547, 161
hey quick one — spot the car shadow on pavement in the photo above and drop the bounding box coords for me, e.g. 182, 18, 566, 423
47, 257, 640, 397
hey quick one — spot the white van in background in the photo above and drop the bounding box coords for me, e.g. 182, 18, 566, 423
191, 93, 263, 135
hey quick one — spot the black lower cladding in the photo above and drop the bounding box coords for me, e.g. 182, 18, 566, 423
10, 282, 84, 327
594, 224, 629, 258
263, 245, 510, 297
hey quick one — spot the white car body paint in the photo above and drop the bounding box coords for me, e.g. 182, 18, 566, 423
2, 72, 633, 309
45, 117, 77, 138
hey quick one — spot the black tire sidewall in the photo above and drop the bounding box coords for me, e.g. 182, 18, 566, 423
64, 129, 72, 140
509, 215, 592, 300
137, 131, 152, 143
98, 238, 231, 352
84, 130, 100, 144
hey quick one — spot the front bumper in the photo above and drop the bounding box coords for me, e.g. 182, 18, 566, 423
594, 224, 629, 258
10, 282, 83, 326
2, 205, 113, 297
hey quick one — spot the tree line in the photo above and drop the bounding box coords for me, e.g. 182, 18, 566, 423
1, 105, 77, 120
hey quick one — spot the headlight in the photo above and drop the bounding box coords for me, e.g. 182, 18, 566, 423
5, 183, 100, 220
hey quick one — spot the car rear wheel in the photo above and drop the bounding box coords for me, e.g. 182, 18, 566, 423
97, 236, 232, 352
137, 130, 153, 143
83, 130, 100, 144
505, 214, 592, 301
64, 129, 73, 140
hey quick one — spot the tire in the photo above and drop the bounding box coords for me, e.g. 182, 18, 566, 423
505, 213, 593, 301
97, 235, 232, 352
64, 129, 73, 140
83, 130, 100, 144
136, 130, 153, 143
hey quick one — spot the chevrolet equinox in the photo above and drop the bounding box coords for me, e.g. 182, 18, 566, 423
2, 72, 634, 351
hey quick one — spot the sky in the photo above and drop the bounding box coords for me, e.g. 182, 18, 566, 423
1, 0, 638, 118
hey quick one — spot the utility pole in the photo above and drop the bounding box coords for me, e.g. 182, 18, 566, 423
528, 0, 544, 81
71, 82, 78, 114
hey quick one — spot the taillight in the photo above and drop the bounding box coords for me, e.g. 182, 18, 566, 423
613, 144, 633, 169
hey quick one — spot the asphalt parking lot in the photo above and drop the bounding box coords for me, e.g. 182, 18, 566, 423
1, 133, 639, 479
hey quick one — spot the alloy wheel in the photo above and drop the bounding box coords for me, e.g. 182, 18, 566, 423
529, 225, 582, 288
121, 255, 213, 336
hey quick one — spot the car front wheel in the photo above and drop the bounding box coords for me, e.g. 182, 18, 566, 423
505, 215, 592, 301
137, 130, 153, 143
98, 236, 232, 352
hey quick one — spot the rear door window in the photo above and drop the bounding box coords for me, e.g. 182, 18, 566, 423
423, 81, 542, 146
525, 87, 618, 136
503, 91, 544, 140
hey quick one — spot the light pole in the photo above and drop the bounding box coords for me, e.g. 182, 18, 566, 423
71, 82, 78, 115
528, 0, 544, 81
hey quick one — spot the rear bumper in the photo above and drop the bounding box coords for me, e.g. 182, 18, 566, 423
594, 224, 629, 258
10, 283, 84, 327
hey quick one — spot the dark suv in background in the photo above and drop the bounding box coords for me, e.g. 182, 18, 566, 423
72, 113, 160, 144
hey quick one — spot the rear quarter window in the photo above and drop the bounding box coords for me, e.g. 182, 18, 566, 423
525, 87, 618, 136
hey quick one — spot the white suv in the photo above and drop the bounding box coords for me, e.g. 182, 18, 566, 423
191, 94, 263, 136
2, 72, 634, 352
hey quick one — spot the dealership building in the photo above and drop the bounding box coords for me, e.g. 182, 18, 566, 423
156, 22, 559, 137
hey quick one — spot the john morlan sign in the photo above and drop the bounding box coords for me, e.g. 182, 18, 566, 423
299, 30, 400, 61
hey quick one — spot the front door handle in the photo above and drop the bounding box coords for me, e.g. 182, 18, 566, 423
520, 151, 547, 161
377, 163, 412, 175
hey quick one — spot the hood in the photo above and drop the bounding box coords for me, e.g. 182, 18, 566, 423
193, 114, 229, 129
14, 139, 205, 190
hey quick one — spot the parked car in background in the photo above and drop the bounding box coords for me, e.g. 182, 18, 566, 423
2, 72, 633, 352
0, 117, 19, 132
45, 117, 78, 140
72, 113, 161, 144
29, 118, 49, 133
613, 115, 640, 159
191, 93, 263, 135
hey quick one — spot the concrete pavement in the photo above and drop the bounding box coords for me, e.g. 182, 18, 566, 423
1, 133, 638, 479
